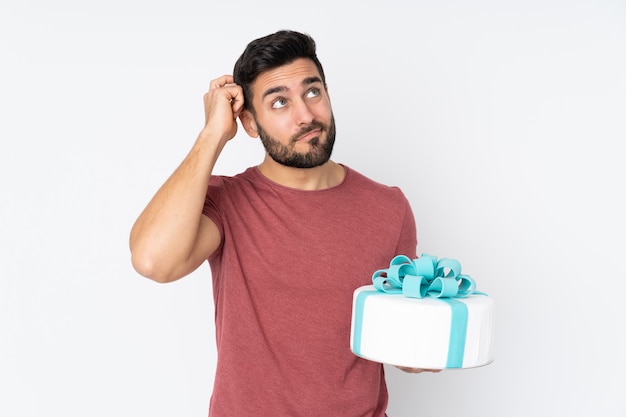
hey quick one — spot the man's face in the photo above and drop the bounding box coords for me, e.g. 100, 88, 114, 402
245, 58, 336, 169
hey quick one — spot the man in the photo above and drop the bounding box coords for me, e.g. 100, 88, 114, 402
130, 30, 428, 416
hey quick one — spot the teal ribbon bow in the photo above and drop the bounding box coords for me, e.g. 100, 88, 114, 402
372, 254, 481, 299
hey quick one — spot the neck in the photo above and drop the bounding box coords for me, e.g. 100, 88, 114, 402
257, 157, 345, 191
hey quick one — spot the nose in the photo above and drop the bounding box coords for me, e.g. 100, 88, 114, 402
293, 99, 315, 125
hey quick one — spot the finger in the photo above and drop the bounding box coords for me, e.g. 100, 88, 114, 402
210, 74, 235, 90
204, 83, 241, 106
395, 366, 442, 373
229, 88, 245, 118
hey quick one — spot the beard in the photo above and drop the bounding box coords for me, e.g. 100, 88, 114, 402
256, 115, 336, 169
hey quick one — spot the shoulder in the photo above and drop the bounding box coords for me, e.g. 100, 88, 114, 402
342, 165, 409, 200
207, 167, 262, 196
209, 167, 257, 186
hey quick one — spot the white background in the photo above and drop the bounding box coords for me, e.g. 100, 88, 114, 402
1, 0, 625, 416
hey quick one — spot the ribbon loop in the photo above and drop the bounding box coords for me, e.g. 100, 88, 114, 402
401, 274, 429, 298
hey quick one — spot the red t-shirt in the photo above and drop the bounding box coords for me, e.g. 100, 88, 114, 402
202, 165, 417, 416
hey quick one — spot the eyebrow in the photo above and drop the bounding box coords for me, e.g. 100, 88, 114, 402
261, 76, 323, 100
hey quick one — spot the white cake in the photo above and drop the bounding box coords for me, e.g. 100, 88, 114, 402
350, 255, 494, 369
350, 285, 494, 369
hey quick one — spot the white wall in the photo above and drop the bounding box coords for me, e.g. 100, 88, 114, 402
1, 0, 624, 416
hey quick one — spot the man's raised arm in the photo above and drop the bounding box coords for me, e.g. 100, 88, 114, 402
129, 76, 244, 283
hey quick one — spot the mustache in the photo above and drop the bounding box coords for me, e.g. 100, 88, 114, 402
291, 121, 326, 142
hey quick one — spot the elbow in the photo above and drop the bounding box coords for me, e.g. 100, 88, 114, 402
130, 250, 178, 284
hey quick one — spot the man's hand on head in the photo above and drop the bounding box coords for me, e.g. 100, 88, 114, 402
202, 74, 245, 144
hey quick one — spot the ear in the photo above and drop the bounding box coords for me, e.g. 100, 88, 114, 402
239, 109, 258, 138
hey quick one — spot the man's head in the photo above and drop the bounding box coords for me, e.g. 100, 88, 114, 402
233, 30, 326, 114
234, 31, 335, 169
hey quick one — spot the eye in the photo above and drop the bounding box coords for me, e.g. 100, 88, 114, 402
271, 98, 287, 109
306, 88, 321, 98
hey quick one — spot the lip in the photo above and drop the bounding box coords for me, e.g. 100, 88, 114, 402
297, 129, 322, 142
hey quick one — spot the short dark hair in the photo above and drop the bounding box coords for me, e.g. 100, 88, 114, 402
233, 30, 326, 113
